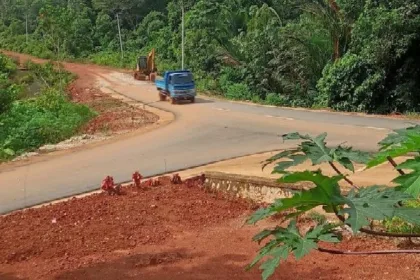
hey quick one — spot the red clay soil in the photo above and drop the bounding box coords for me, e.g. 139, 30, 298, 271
68, 81, 157, 134
4, 51, 158, 135
1, 178, 419, 280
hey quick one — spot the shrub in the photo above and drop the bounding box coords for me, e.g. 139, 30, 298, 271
0, 58, 95, 160
317, 54, 381, 112
251, 95, 263, 104
0, 54, 17, 74
156, 58, 179, 75
89, 51, 138, 69
196, 77, 218, 93
265, 93, 287, 106
225, 83, 252, 100
0, 91, 95, 159
218, 67, 244, 92
0, 85, 19, 114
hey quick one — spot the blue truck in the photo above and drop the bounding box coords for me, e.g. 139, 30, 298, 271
155, 70, 196, 104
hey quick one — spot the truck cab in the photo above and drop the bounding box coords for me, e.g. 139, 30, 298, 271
155, 70, 196, 104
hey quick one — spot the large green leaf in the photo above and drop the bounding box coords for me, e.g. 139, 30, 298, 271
282, 132, 311, 141
262, 149, 300, 170
247, 206, 278, 225
332, 146, 371, 172
272, 154, 307, 174
247, 239, 279, 271
368, 132, 420, 168
378, 125, 420, 151
259, 246, 289, 280
393, 157, 420, 197
342, 186, 419, 231
293, 236, 317, 260
265, 132, 369, 174
394, 208, 420, 225
398, 157, 420, 170
285, 132, 333, 165
247, 171, 345, 224
308, 133, 333, 164
278, 171, 345, 208
394, 172, 420, 198
249, 221, 341, 280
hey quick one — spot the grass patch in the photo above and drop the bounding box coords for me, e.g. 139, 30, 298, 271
0, 54, 96, 161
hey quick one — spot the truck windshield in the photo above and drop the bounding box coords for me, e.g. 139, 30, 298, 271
171, 73, 193, 84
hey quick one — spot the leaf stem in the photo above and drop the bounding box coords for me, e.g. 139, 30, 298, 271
387, 156, 405, 175
318, 247, 420, 255
329, 161, 359, 190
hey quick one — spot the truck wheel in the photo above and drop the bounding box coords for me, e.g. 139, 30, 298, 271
159, 92, 166, 101
170, 98, 176, 104
190, 97, 195, 103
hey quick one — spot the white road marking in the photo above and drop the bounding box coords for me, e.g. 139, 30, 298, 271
278, 117, 294, 121
356, 166, 367, 172
265, 115, 294, 121
366, 126, 387, 131
214, 107, 230, 111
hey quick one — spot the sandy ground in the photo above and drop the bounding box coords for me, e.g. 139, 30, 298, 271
176, 151, 405, 188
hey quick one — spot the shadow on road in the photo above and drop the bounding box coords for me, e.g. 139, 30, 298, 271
174, 98, 214, 105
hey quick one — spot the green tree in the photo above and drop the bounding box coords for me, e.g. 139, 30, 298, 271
35, 4, 73, 57
318, 0, 420, 113
93, 11, 117, 51
66, 4, 94, 57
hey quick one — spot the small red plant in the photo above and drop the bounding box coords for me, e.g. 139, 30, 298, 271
171, 174, 182, 184
145, 178, 160, 187
101, 176, 121, 195
184, 174, 206, 187
132, 171, 143, 188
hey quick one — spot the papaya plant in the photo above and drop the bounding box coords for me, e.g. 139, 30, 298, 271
248, 126, 420, 280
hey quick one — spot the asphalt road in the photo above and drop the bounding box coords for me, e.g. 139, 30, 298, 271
0, 67, 417, 214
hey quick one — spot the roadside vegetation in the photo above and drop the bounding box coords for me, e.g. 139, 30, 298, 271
1, 0, 419, 114
0, 54, 95, 161
248, 125, 420, 279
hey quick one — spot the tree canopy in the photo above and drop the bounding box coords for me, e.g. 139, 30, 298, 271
1, 0, 419, 113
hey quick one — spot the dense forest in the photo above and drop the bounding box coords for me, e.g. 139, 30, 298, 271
0, 0, 419, 113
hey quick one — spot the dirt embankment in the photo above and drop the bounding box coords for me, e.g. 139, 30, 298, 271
1, 177, 420, 280
68, 73, 157, 134
3, 51, 159, 161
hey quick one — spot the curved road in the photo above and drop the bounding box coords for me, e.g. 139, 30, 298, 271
0, 65, 417, 214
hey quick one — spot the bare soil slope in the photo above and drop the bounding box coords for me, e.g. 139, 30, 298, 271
1, 178, 419, 280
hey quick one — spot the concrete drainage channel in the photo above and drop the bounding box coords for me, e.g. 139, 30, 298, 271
202, 172, 305, 203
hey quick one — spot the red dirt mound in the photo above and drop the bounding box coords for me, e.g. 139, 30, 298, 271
1, 179, 420, 280
0, 178, 251, 265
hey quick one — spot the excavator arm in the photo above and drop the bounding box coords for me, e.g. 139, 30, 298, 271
134, 48, 157, 82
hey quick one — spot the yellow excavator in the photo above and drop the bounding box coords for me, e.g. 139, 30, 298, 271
134, 48, 157, 82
